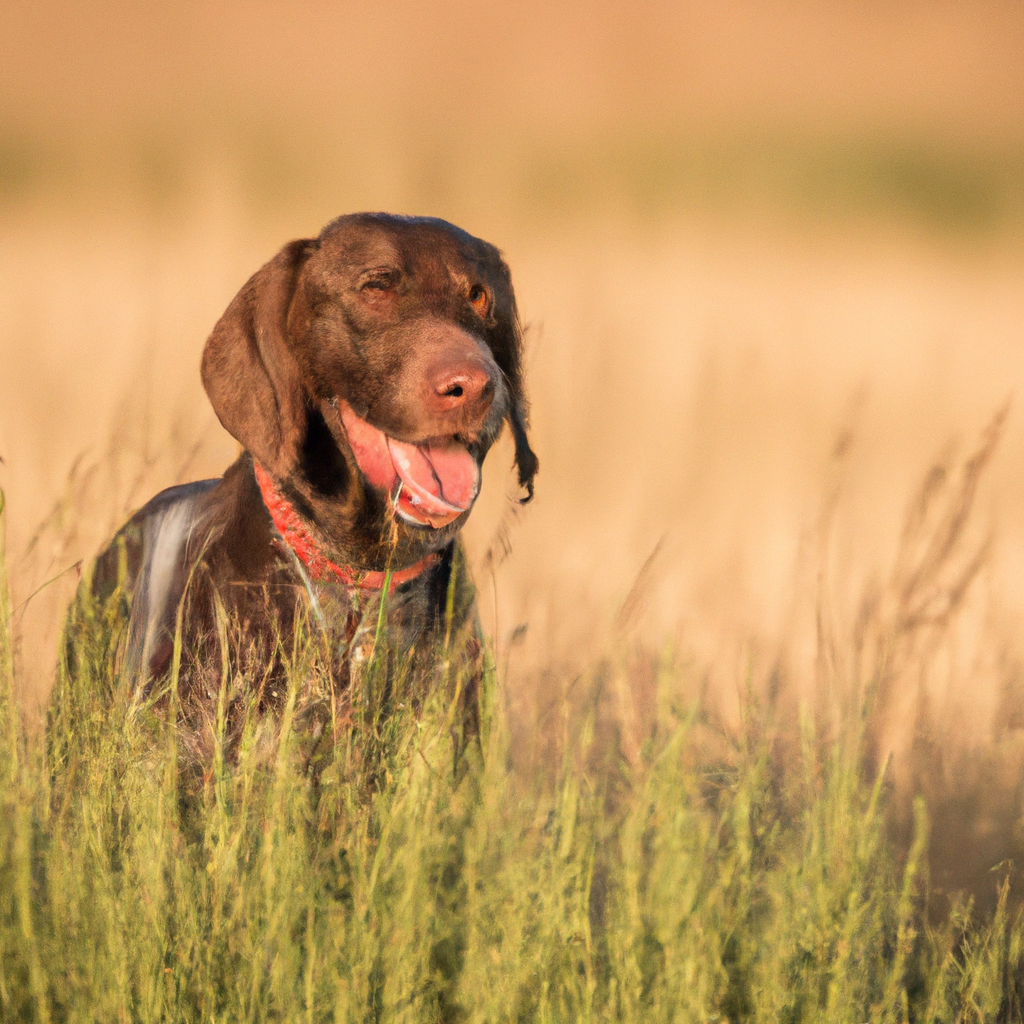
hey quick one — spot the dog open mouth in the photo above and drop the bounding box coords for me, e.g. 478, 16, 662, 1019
336, 399, 480, 529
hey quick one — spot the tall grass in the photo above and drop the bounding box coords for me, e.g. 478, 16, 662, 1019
4, 436, 1024, 1023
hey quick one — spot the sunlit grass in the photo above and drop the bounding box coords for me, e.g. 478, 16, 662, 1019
4, 429, 1024, 1022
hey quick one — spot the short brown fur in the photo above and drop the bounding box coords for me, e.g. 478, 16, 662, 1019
62, 214, 536, 747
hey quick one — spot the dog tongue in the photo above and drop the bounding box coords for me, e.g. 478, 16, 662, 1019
387, 438, 480, 517
337, 400, 479, 527
338, 403, 398, 493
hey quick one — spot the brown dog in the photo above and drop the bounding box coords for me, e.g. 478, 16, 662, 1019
58, 214, 536, 753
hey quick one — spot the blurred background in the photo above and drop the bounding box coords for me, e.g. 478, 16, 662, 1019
2, 0, 1024, 865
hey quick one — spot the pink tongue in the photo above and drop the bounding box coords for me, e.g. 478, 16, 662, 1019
339, 403, 398, 493
387, 438, 480, 515
337, 400, 479, 525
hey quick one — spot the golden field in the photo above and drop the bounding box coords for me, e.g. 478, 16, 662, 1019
2, 0, 1024, 909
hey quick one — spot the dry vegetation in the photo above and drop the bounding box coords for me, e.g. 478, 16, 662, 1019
3, 0, 1024, 1018
4, 415, 1024, 1019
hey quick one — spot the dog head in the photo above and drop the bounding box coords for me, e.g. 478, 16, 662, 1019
201, 213, 537, 569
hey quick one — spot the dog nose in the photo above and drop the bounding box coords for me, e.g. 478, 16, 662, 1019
429, 360, 495, 419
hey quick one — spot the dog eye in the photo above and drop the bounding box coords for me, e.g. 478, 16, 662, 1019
468, 285, 490, 316
359, 268, 398, 293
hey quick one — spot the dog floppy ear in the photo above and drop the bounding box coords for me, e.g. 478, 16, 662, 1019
201, 239, 316, 479
508, 401, 538, 503
486, 259, 539, 503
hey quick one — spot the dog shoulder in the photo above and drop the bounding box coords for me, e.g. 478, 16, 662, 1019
89, 479, 221, 604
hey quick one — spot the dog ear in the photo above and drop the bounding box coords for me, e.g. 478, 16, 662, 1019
488, 261, 539, 503
201, 239, 316, 479
508, 401, 539, 503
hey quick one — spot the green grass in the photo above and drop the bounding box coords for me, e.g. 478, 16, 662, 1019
4, 465, 1024, 1023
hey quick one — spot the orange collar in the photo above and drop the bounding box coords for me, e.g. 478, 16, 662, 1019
253, 462, 439, 592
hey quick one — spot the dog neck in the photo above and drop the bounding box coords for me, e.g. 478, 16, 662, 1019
253, 461, 438, 592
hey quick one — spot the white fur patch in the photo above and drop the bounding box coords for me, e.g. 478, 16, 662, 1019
129, 496, 204, 686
